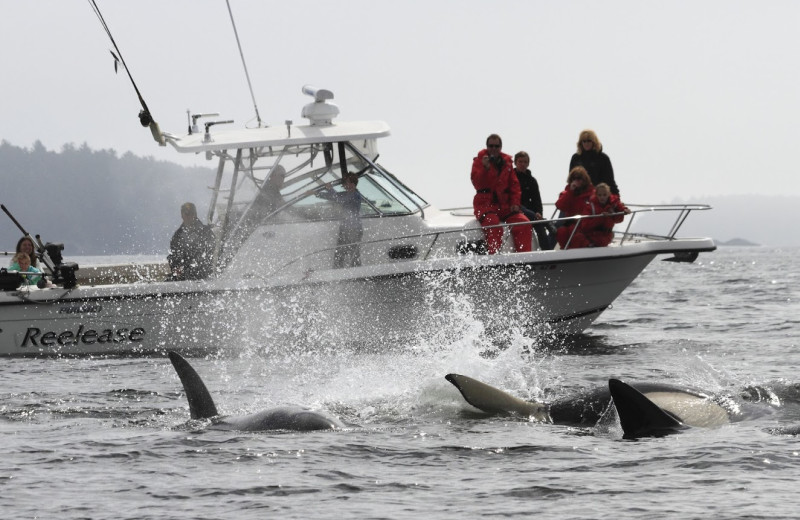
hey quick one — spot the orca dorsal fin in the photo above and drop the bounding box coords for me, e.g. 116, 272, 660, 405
609, 379, 687, 439
168, 351, 219, 420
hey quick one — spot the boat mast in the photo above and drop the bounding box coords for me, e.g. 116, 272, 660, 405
225, 0, 263, 128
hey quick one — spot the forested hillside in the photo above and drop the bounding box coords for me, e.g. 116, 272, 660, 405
1, 140, 215, 255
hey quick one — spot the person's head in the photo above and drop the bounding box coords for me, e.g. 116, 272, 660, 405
567, 166, 592, 193
343, 173, 359, 191
577, 130, 600, 154
514, 151, 530, 172
485, 134, 503, 157
268, 165, 286, 190
595, 183, 611, 204
13, 252, 31, 270
16, 236, 35, 255
15, 237, 37, 266
180, 202, 198, 225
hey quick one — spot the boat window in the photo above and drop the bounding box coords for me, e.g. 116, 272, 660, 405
217, 139, 434, 233
342, 142, 428, 211
365, 168, 427, 213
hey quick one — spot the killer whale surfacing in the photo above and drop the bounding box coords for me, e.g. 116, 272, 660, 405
168, 351, 343, 432
445, 373, 732, 439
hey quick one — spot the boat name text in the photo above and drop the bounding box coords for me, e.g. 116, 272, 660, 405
58, 304, 103, 314
22, 325, 146, 348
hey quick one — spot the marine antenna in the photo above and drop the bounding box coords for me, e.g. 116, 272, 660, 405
87, 0, 165, 145
226, 0, 264, 128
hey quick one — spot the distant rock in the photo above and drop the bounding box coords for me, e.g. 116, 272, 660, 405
717, 238, 759, 247
669, 194, 798, 247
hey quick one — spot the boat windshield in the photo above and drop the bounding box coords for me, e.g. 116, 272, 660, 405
214, 140, 428, 259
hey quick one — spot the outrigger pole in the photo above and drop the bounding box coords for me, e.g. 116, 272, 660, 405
225, 0, 263, 128
87, 0, 165, 145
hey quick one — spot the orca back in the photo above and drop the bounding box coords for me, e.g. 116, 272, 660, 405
217, 406, 344, 431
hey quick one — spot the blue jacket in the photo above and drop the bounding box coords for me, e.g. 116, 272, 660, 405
9, 263, 42, 285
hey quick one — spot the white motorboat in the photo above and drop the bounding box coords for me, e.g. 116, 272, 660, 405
0, 85, 714, 357
0, 5, 715, 357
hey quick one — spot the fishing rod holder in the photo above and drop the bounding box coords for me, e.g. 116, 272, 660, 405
203, 120, 234, 143
188, 112, 220, 135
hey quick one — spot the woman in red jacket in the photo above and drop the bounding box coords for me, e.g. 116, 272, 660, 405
470, 134, 532, 254
583, 182, 631, 247
555, 166, 594, 249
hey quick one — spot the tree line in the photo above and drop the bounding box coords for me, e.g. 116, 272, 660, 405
1, 140, 215, 256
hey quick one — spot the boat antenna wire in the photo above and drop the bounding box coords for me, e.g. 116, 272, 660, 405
226, 0, 263, 128
87, 0, 165, 145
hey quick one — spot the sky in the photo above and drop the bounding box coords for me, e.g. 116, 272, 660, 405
2, 0, 799, 212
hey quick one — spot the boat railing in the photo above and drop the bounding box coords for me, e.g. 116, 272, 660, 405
555, 203, 712, 249
255, 203, 711, 278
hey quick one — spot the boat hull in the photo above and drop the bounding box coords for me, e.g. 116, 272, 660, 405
0, 242, 689, 357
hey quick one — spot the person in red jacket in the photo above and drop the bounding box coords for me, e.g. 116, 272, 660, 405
470, 134, 532, 254
583, 182, 631, 247
555, 166, 594, 249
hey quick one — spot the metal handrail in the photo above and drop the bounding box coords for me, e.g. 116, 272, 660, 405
248, 203, 712, 278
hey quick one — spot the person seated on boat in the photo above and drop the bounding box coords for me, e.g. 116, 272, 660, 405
470, 134, 532, 254
569, 129, 620, 196
10, 236, 39, 268
218, 166, 287, 266
167, 202, 216, 281
582, 182, 631, 247
514, 151, 555, 251
248, 165, 287, 224
9, 252, 43, 286
315, 173, 363, 268
554, 166, 595, 249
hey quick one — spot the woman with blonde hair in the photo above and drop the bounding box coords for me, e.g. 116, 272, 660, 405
10, 252, 43, 286
569, 129, 619, 196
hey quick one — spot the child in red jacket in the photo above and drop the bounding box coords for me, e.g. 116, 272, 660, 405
584, 182, 631, 247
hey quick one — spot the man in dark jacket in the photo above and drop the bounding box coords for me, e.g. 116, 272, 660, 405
514, 151, 554, 250
168, 202, 216, 280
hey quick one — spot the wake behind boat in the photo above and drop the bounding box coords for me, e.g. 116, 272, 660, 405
0, 5, 715, 358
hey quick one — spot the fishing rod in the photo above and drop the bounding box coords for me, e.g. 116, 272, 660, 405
226, 0, 264, 128
87, 0, 165, 145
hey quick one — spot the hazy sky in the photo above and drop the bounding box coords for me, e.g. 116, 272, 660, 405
2, 1, 799, 210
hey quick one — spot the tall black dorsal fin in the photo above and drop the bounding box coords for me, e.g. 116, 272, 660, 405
608, 379, 687, 439
168, 351, 219, 420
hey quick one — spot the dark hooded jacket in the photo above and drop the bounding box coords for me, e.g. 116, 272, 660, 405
515, 168, 544, 216
569, 148, 619, 195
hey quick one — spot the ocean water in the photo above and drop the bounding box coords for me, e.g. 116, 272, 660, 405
2, 246, 799, 519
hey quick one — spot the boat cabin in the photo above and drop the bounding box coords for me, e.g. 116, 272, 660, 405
165, 86, 479, 280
